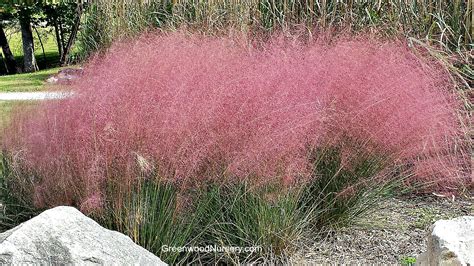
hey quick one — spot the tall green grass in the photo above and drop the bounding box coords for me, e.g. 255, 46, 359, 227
0, 153, 41, 231
0, 143, 407, 264
99, 179, 204, 264
76, 0, 473, 58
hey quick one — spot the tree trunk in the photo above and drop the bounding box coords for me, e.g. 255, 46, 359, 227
0, 24, 18, 74
58, 15, 66, 54
0, 53, 6, 75
20, 14, 38, 73
60, 0, 83, 65
53, 16, 64, 60
34, 27, 47, 65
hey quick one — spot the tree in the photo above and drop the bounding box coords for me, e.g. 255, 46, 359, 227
42, 1, 83, 66
0, 0, 84, 73
18, 6, 38, 72
0, 20, 18, 74
61, 1, 82, 65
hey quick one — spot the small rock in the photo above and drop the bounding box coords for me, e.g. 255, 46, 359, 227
417, 216, 474, 266
46, 68, 83, 84
45, 76, 58, 84
0, 206, 166, 265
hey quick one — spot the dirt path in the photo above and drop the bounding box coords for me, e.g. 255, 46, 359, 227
291, 195, 474, 264
0, 92, 73, 101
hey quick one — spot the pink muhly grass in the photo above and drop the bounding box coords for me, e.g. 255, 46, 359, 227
3, 32, 468, 211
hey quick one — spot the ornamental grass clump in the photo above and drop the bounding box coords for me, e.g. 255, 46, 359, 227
1, 32, 468, 262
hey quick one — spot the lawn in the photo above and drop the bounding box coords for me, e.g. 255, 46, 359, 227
0, 67, 61, 92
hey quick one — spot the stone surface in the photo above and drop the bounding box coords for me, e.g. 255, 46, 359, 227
417, 216, 474, 266
46, 68, 83, 84
0, 206, 167, 265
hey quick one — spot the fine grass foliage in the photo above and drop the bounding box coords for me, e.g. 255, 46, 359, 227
75, 1, 473, 132
0, 32, 469, 263
191, 183, 304, 264
0, 153, 41, 231
0, 101, 38, 132
301, 142, 408, 229
99, 178, 204, 264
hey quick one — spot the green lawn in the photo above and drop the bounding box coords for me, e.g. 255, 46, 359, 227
0, 67, 61, 92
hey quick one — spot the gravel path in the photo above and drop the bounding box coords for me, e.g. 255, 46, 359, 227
291, 195, 474, 264
0, 92, 73, 101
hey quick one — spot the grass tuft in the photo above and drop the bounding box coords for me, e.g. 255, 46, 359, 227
0, 32, 469, 263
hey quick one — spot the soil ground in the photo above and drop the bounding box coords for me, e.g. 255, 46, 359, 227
291, 194, 474, 264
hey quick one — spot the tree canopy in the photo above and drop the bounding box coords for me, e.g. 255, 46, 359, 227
0, 0, 82, 74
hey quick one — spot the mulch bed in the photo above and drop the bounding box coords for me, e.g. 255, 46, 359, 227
291, 194, 474, 264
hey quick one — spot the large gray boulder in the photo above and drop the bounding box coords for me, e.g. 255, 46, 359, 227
417, 216, 474, 266
0, 206, 167, 265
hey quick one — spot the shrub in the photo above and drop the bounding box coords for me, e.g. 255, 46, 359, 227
1, 32, 468, 262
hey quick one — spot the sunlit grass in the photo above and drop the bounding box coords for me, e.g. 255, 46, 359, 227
0, 67, 61, 92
